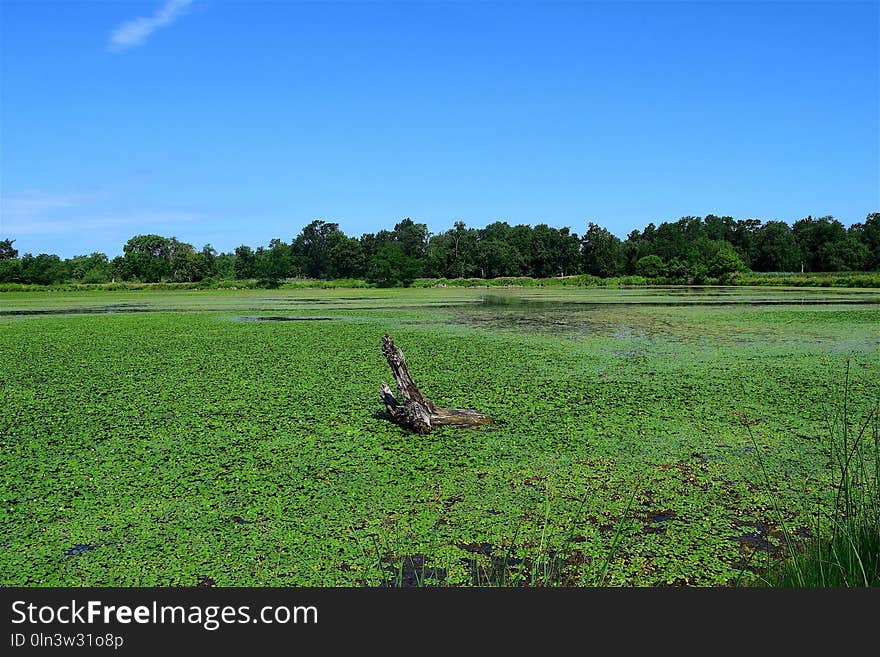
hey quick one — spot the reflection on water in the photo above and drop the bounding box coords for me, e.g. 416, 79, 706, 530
2, 287, 878, 326
479, 288, 880, 308
450, 289, 880, 347
233, 316, 339, 322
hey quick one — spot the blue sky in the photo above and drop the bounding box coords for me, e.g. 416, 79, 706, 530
1, 0, 877, 258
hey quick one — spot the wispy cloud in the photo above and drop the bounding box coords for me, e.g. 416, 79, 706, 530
3, 212, 203, 236
1, 191, 202, 236
1, 192, 91, 216
108, 0, 194, 52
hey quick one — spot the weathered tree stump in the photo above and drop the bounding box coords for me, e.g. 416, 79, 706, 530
379, 334, 493, 434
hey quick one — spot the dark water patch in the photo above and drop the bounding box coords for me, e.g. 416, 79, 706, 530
1, 305, 260, 317
480, 296, 880, 309
457, 298, 880, 338
196, 575, 216, 588
2, 305, 157, 317
692, 452, 724, 463
258, 296, 384, 303
645, 517, 668, 534
234, 316, 339, 322
328, 296, 384, 301
459, 550, 527, 586
443, 495, 463, 509
730, 531, 775, 552
380, 554, 447, 587
458, 311, 643, 337
64, 544, 97, 557
640, 510, 676, 534
335, 303, 472, 311
302, 296, 384, 302
2, 307, 346, 319
455, 542, 585, 586
458, 542, 494, 556
92, 303, 149, 311
728, 523, 783, 554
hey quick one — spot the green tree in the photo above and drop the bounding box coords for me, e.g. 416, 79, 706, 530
366, 244, 421, 287
326, 232, 364, 279
707, 242, 747, 279
0, 239, 18, 260
729, 218, 762, 265
258, 238, 293, 280
792, 216, 847, 271
443, 221, 479, 278
753, 221, 800, 271
474, 222, 526, 278
424, 232, 452, 278
528, 224, 580, 277
703, 214, 735, 242
293, 220, 340, 278
213, 252, 236, 279
621, 229, 644, 274
818, 233, 868, 272
20, 253, 67, 285
664, 257, 688, 280
581, 222, 624, 277
651, 217, 704, 264
477, 238, 522, 278
0, 259, 22, 282
635, 254, 666, 277
233, 245, 257, 279
506, 224, 534, 276
67, 252, 111, 283
170, 243, 211, 282
392, 218, 429, 260
850, 213, 880, 270
110, 256, 126, 282
198, 244, 218, 279
121, 234, 173, 282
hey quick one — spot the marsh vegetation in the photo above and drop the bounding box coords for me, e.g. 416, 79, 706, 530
1, 286, 877, 586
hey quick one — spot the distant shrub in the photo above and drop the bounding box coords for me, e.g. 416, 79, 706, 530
281, 278, 370, 289
732, 271, 880, 288
1, 271, 878, 292
255, 278, 281, 289
635, 255, 666, 278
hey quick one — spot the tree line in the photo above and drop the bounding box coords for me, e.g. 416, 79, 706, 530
1, 213, 878, 286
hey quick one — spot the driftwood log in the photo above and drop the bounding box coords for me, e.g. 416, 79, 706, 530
379, 334, 493, 434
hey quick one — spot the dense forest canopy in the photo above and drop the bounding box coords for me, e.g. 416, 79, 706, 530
1, 213, 878, 286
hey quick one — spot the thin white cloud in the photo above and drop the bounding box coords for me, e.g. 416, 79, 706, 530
1, 192, 92, 216
1, 192, 203, 236
108, 0, 194, 52
3, 212, 203, 236
3, 217, 136, 236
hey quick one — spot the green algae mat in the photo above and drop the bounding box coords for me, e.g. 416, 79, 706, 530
1, 286, 878, 586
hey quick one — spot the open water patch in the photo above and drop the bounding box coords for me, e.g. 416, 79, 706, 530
479, 294, 880, 309
1, 303, 154, 317
64, 544, 97, 557
233, 316, 340, 322
380, 554, 448, 587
